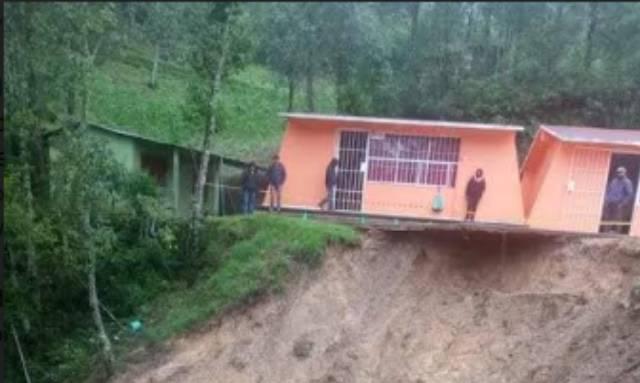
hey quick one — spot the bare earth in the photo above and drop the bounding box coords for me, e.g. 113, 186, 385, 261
113, 230, 640, 383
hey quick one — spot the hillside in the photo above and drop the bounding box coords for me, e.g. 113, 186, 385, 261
89, 46, 337, 164
114, 229, 640, 383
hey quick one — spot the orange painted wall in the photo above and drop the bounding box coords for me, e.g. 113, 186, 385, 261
630, 205, 640, 237
525, 141, 594, 231
520, 131, 557, 217
275, 119, 337, 208
269, 118, 525, 225
523, 138, 640, 236
362, 127, 524, 223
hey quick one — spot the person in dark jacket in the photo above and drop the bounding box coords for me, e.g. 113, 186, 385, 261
603, 166, 634, 233
266, 154, 287, 212
241, 162, 259, 214
318, 158, 339, 211
465, 168, 486, 222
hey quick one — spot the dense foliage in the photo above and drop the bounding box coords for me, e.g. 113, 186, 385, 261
4, 2, 640, 382
8, 3, 640, 161
101, 3, 640, 159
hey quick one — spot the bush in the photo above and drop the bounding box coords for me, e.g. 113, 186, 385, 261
143, 214, 359, 341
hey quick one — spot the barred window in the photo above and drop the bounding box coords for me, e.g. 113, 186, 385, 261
367, 134, 460, 187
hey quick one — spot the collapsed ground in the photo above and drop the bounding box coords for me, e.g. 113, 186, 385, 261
113, 228, 640, 383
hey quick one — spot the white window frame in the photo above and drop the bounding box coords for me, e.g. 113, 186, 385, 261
367, 134, 460, 187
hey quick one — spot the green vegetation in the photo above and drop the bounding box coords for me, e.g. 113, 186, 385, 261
143, 214, 358, 341
5, 2, 640, 383
90, 58, 336, 163
7, 152, 358, 383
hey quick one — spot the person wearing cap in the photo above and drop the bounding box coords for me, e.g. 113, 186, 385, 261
266, 154, 287, 212
603, 166, 634, 233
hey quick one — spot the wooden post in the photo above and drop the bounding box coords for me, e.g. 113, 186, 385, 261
172, 149, 180, 212
501, 231, 508, 265
219, 158, 225, 216
211, 157, 221, 216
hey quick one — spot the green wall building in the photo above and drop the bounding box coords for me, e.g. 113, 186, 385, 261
51, 123, 248, 217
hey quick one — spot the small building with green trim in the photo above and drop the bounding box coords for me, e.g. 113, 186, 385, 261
51, 123, 248, 217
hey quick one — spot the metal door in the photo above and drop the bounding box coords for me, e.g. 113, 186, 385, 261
335, 131, 368, 211
562, 147, 611, 232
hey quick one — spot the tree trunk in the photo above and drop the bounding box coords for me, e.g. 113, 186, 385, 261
403, 2, 421, 116
465, 3, 474, 45
79, 75, 89, 130
334, 56, 348, 113
149, 42, 160, 89
287, 71, 295, 112
79, 35, 103, 131
7, 246, 32, 334
66, 84, 76, 117
305, 50, 315, 112
480, 4, 493, 76
441, 5, 452, 98
192, 21, 231, 226
128, 3, 136, 37
303, 6, 316, 113
408, 3, 421, 54
19, 127, 41, 311
584, 3, 598, 70
11, 324, 32, 383
84, 211, 115, 377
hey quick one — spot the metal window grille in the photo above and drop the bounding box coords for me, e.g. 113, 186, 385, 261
335, 131, 368, 211
367, 134, 460, 187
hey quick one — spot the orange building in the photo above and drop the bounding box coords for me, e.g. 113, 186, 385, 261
521, 125, 640, 236
268, 113, 525, 225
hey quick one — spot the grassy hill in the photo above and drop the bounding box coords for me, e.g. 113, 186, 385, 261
89, 46, 336, 164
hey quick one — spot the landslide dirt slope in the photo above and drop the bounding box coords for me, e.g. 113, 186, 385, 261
114, 230, 640, 383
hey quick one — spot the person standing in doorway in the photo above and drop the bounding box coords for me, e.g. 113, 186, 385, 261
319, 158, 339, 211
266, 154, 287, 212
603, 166, 634, 233
465, 168, 486, 222
241, 162, 259, 215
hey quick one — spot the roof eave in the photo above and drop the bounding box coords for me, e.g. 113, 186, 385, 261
539, 125, 640, 149
280, 112, 524, 132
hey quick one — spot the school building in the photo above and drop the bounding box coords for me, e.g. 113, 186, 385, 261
270, 113, 526, 225
521, 124, 640, 236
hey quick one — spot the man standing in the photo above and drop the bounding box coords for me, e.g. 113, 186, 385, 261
319, 158, 339, 211
603, 166, 634, 233
465, 168, 486, 222
266, 154, 287, 212
241, 162, 259, 215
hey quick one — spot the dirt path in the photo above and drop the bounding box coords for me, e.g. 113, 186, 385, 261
113, 230, 640, 383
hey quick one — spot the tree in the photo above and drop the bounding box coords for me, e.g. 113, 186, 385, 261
141, 3, 183, 89
57, 2, 117, 130
253, 3, 308, 112
182, 3, 252, 251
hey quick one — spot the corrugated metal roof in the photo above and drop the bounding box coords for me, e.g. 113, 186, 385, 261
50, 121, 250, 168
280, 113, 524, 132
89, 124, 251, 168
541, 125, 640, 148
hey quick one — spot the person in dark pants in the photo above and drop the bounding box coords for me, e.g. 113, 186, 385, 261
266, 154, 287, 212
319, 158, 339, 211
603, 166, 634, 233
241, 162, 259, 214
465, 168, 486, 222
